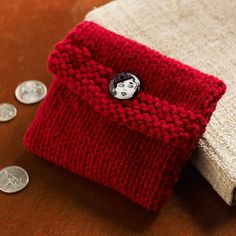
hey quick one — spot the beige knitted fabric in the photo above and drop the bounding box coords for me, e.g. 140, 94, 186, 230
84, 0, 236, 206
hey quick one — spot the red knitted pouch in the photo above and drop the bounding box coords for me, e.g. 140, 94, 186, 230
24, 21, 226, 211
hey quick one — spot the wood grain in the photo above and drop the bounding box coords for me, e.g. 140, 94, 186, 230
0, 0, 235, 235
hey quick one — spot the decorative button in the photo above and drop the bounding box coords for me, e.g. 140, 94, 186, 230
109, 72, 141, 100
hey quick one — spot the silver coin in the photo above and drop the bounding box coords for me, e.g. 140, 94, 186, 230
0, 166, 29, 193
0, 103, 17, 122
15, 80, 47, 104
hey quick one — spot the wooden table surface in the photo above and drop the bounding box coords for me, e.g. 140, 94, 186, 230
0, 1, 236, 235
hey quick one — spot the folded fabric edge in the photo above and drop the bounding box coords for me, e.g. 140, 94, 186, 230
234, 189, 236, 205
191, 144, 236, 206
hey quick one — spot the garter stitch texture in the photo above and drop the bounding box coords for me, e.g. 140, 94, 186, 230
24, 21, 226, 211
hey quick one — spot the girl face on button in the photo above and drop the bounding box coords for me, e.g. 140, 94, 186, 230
110, 74, 141, 100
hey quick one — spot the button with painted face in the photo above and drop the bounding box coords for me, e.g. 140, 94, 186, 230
109, 72, 141, 100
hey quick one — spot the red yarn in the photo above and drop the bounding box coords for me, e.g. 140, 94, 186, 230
24, 21, 226, 211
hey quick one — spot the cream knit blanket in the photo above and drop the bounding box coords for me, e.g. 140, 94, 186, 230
84, 0, 236, 206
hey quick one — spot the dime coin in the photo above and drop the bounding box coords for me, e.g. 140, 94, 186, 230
15, 80, 47, 104
0, 166, 29, 193
0, 103, 17, 122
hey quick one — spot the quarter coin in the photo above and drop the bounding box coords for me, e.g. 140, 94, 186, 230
0, 166, 29, 193
15, 80, 47, 104
0, 103, 17, 122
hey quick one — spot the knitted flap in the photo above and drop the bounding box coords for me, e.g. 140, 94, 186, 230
47, 21, 225, 150
24, 21, 226, 211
